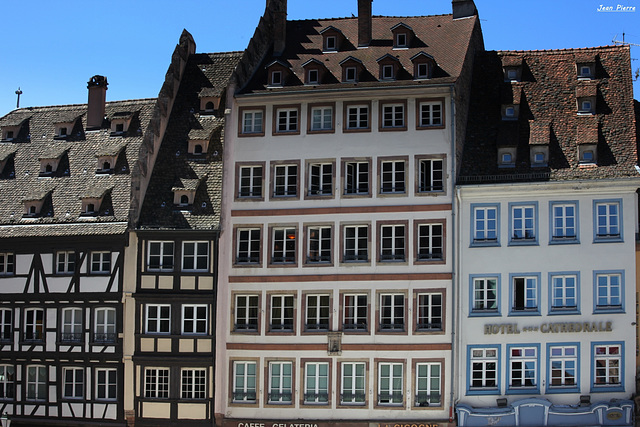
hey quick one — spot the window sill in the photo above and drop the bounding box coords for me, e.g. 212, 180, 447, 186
593, 237, 623, 243
548, 308, 580, 316
508, 310, 541, 317
470, 240, 500, 248
549, 238, 579, 245
467, 388, 500, 396
416, 124, 445, 131
546, 386, 580, 394
469, 310, 501, 318
590, 384, 624, 393
506, 387, 540, 395
508, 239, 538, 246
593, 307, 624, 314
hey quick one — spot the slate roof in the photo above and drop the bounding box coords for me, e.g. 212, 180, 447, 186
137, 51, 243, 230
241, 13, 479, 93
0, 98, 156, 238
459, 45, 638, 183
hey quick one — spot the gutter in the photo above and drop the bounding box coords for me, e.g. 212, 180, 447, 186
449, 84, 457, 423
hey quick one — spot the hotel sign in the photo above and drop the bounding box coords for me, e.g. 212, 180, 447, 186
484, 321, 613, 335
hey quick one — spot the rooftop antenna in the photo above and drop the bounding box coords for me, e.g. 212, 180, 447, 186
15, 87, 22, 109
612, 32, 640, 46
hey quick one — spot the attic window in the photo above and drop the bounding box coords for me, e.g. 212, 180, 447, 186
396, 33, 407, 48
577, 97, 595, 114
498, 148, 516, 168
577, 63, 594, 79
173, 189, 195, 207
382, 64, 394, 80
271, 70, 283, 86
531, 149, 548, 167
200, 97, 220, 114
416, 63, 431, 79
81, 197, 103, 216
578, 145, 597, 165
54, 126, 69, 139
345, 67, 357, 82
97, 155, 117, 174
23, 202, 42, 218
502, 105, 519, 120
205, 102, 214, 110
308, 69, 319, 85
4, 131, 13, 141
504, 67, 521, 82
188, 139, 209, 155
39, 157, 62, 176
325, 36, 337, 51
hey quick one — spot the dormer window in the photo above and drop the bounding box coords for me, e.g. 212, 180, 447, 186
271, 71, 282, 86
326, 36, 337, 51
346, 67, 357, 82
81, 197, 103, 216
416, 63, 431, 79
411, 52, 436, 80
498, 147, 516, 168
97, 155, 117, 174
39, 158, 61, 176
23, 201, 43, 218
173, 189, 195, 207
4, 131, 13, 141
530, 149, 548, 167
502, 105, 519, 120
577, 62, 594, 79
54, 125, 70, 139
577, 97, 595, 114
308, 69, 319, 84
578, 145, 597, 165
188, 139, 209, 155
320, 26, 344, 52
382, 65, 394, 80
391, 23, 413, 49
199, 96, 221, 115
2, 123, 23, 141
109, 111, 135, 136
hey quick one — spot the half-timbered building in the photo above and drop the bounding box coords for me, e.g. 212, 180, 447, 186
126, 46, 242, 426
0, 79, 156, 425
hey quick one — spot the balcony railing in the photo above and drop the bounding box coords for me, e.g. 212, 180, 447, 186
60, 333, 83, 343
93, 333, 116, 343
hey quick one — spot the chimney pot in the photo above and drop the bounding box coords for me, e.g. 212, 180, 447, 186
357, 0, 372, 47
86, 75, 108, 130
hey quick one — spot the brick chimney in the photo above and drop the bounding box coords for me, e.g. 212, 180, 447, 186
357, 0, 372, 48
452, 0, 477, 19
270, 0, 287, 56
86, 75, 108, 130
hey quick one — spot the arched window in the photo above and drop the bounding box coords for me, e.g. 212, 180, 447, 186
45, 164, 53, 173
180, 195, 189, 205
103, 161, 111, 170
205, 101, 214, 111
194, 145, 203, 155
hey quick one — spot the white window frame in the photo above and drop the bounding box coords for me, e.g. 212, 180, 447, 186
182, 241, 209, 272
270, 295, 294, 332
182, 304, 208, 335
304, 362, 329, 404
511, 205, 536, 242
419, 101, 443, 127
233, 361, 257, 402
56, 251, 76, 274
96, 368, 117, 401
311, 107, 332, 131
341, 362, 366, 405
396, 32, 407, 48
26, 365, 47, 401
305, 294, 330, 331
90, 251, 111, 274
345, 66, 357, 82
472, 205, 499, 244
239, 165, 263, 198
144, 368, 169, 398
344, 225, 368, 262
0, 253, 15, 276
418, 158, 444, 193
24, 308, 44, 341
378, 362, 403, 405
416, 293, 442, 331
145, 304, 171, 334
551, 202, 578, 241
417, 223, 444, 261
550, 275, 578, 311
268, 361, 293, 403
344, 161, 369, 195
271, 70, 283, 86
242, 110, 264, 134
593, 344, 622, 387
276, 108, 298, 133
0, 364, 15, 399
469, 348, 498, 390
62, 367, 84, 399
307, 69, 319, 84
381, 64, 394, 80
416, 62, 431, 79
234, 295, 259, 331
549, 345, 577, 389
595, 273, 622, 310
508, 346, 537, 389
595, 201, 621, 239
271, 228, 296, 264
325, 36, 337, 51
308, 163, 333, 196
273, 165, 298, 197
94, 307, 116, 343
380, 224, 406, 261
472, 278, 498, 313
147, 241, 174, 272
382, 104, 404, 128
346, 105, 369, 129
61, 308, 83, 343
181, 368, 206, 399
415, 362, 441, 407
511, 276, 538, 313
343, 294, 367, 331
236, 228, 261, 264
380, 160, 406, 194
307, 226, 331, 263
379, 294, 404, 331
0, 309, 11, 341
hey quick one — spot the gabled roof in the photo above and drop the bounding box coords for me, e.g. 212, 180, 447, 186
240, 13, 480, 93
459, 45, 637, 183
138, 51, 243, 230
0, 98, 156, 238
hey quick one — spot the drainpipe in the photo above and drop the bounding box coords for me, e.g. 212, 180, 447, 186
449, 84, 457, 423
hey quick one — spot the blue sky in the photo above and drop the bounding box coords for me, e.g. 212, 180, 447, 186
0, 0, 638, 116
